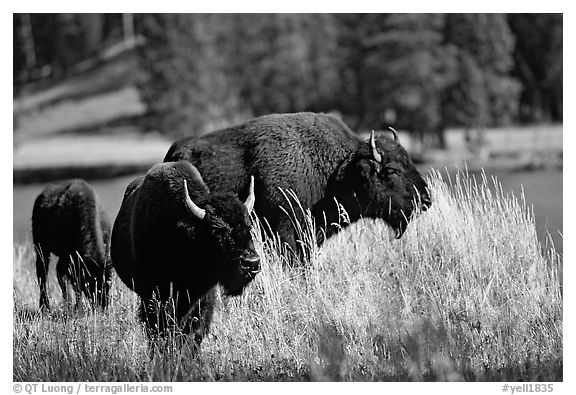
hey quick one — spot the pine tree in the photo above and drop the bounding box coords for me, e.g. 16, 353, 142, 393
137, 14, 342, 137
137, 14, 244, 136
444, 14, 521, 127
335, 14, 457, 146
508, 14, 562, 122
224, 14, 341, 116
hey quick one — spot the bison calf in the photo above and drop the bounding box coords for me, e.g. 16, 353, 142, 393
111, 161, 260, 346
32, 179, 112, 310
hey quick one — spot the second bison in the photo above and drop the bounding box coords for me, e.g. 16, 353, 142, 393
32, 179, 112, 310
111, 161, 260, 345
165, 112, 432, 255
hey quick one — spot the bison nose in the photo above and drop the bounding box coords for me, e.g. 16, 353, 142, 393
241, 254, 261, 275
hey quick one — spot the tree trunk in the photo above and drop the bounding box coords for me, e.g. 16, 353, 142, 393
123, 13, 135, 47
19, 13, 36, 81
435, 125, 446, 149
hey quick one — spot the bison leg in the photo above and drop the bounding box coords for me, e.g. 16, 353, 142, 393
139, 294, 185, 353
139, 294, 164, 340
68, 254, 84, 309
56, 257, 69, 303
176, 287, 217, 346
139, 289, 216, 350
34, 244, 50, 311
276, 217, 316, 263
138, 296, 163, 355
97, 276, 111, 310
276, 218, 299, 253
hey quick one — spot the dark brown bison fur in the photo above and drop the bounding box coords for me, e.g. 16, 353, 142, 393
32, 179, 112, 310
111, 161, 260, 345
164, 112, 431, 256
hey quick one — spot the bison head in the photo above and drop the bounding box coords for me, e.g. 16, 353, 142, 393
183, 176, 260, 296
344, 129, 431, 238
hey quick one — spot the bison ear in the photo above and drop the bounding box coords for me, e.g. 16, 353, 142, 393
358, 158, 374, 179
358, 155, 383, 179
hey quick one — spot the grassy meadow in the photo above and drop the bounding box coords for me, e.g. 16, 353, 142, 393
12, 170, 563, 381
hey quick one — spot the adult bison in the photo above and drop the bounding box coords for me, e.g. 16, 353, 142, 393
111, 161, 260, 345
164, 112, 431, 254
32, 179, 112, 310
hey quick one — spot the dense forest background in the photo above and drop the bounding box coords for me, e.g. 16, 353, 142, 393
13, 13, 562, 147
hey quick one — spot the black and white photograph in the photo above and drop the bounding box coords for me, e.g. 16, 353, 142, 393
11, 12, 564, 386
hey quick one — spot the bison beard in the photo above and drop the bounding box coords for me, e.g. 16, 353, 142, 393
111, 161, 259, 346
32, 179, 112, 311
164, 112, 431, 257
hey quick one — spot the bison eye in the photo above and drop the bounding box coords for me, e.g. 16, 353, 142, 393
384, 164, 402, 177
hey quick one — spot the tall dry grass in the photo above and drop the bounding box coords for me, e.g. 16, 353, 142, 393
13, 169, 562, 381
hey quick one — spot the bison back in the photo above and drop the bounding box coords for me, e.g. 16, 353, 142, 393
164, 112, 360, 238
32, 179, 109, 265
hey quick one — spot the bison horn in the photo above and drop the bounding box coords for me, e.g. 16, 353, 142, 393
370, 130, 382, 163
183, 180, 206, 220
244, 176, 256, 214
388, 126, 399, 143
